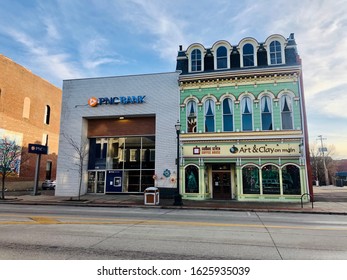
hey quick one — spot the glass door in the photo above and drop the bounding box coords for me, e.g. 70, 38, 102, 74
96, 171, 105, 193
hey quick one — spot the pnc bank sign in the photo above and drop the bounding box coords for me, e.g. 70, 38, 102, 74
88, 95, 146, 107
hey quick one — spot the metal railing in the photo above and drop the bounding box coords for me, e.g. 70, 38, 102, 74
300, 193, 314, 208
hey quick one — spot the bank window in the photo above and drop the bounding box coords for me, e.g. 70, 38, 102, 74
281, 95, 293, 130
270, 41, 282, 64
44, 105, 51, 125
241, 97, 253, 131
262, 165, 280, 194
23, 97, 30, 119
186, 100, 197, 133
216, 46, 228, 69
191, 49, 202, 72
243, 44, 254, 67
261, 96, 273, 130
223, 98, 233, 132
242, 165, 260, 194
204, 99, 215, 132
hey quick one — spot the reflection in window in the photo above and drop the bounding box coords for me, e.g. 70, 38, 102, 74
223, 98, 233, 132
185, 165, 199, 193
270, 41, 282, 64
243, 44, 254, 67
191, 49, 202, 71
261, 96, 272, 130
242, 165, 260, 194
186, 100, 197, 133
282, 165, 301, 195
204, 99, 215, 132
262, 165, 280, 194
281, 95, 293, 129
216, 46, 228, 69
241, 97, 252, 131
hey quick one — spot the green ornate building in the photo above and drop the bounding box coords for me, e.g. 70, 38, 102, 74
176, 34, 312, 201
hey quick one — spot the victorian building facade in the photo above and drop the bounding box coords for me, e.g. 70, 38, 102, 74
176, 34, 312, 201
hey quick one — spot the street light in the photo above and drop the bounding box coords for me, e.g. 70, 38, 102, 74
174, 120, 183, 206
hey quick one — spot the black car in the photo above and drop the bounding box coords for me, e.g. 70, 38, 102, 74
42, 180, 56, 190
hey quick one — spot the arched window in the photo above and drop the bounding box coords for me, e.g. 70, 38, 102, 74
282, 165, 301, 195
191, 49, 202, 72
185, 165, 199, 193
223, 98, 233, 132
262, 165, 280, 194
23, 97, 30, 119
261, 96, 272, 130
242, 165, 260, 194
241, 97, 252, 131
243, 43, 254, 67
44, 105, 51, 125
281, 95, 293, 129
270, 40, 282, 64
186, 100, 197, 133
204, 99, 215, 132
216, 46, 228, 69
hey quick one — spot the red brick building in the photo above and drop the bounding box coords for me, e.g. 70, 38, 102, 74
0, 54, 62, 190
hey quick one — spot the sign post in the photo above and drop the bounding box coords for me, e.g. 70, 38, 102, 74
28, 144, 48, 195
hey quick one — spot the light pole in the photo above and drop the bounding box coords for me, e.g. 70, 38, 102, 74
174, 121, 183, 206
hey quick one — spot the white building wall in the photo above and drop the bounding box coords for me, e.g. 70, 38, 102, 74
56, 72, 180, 196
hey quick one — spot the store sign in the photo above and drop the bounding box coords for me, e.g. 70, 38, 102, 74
88, 96, 146, 107
185, 143, 300, 157
28, 144, 48, 154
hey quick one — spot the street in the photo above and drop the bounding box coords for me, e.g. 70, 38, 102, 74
0, 204, 347, 259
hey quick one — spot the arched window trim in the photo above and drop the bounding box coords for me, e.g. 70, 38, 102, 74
222, 97, 234, 132
186, 99, 198, 133
211, 40, 232, 70
238, 37, 259, 68
184, 164, 200, 194
240, 95, 254, 131
186, 43, 206, 73
260, 95, 273, 131
280, 94, 294, 130
264, 34, 287, 65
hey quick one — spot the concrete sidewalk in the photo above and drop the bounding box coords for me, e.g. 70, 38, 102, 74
1, 186, 347, 215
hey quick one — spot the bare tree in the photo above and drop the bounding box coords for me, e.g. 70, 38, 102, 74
0, 137, 22, 199
62, 133, 89, 200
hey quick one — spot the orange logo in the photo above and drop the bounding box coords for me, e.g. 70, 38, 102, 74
88, 97, 98, 107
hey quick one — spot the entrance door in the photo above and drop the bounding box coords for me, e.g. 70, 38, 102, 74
212, 172, 231, 199
96, 171, 106, 193
106, 170, 122, 193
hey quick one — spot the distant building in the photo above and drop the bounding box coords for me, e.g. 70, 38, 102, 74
176, 34, 312, 201
335, 159, 347, 187
0, 54, 62, 190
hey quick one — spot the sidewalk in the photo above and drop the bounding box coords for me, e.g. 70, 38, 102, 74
1, 186, 347, 215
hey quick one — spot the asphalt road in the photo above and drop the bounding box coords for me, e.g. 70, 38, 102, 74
0, 204, 347, 260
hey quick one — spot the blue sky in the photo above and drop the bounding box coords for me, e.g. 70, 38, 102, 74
1, 0, 347, 158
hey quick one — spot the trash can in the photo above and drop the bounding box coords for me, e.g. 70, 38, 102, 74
144, 187, 160, 205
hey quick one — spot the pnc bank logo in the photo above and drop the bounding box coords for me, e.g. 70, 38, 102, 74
87, 96, 146, 107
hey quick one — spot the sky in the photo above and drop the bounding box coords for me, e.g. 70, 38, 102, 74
1, 0, 347, 159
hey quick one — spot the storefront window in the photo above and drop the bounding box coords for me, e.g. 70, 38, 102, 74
262, 165, 280, 194
242, 165, 260, 194
185, 165, 199, 193
282, 165, 301, 195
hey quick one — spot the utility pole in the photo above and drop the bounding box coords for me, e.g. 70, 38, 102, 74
317, 135, 329, 186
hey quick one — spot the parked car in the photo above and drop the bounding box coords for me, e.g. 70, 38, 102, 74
42, 180, 56, 190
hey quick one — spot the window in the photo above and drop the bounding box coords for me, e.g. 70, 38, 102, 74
204, 99, 215, 132
223, 98, 233, 132
241, 97, 252, 131
185, 165, 199, 193
261, 96, 272, 130
262, 165, 280, 194
243, 43, 254, 67
270, 41, 282, 64
23, 97, 30, 119
282, 165, 301, 195
191, 49, 202, 72
44, 105, 51, 125
242, 165, 260, 194
281, 95, 293, 129
186, 100, 197, 133
216, 46, 228, 69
